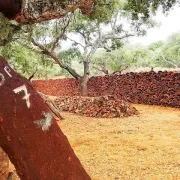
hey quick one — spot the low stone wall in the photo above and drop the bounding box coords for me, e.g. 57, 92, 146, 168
33, 71, 180, 108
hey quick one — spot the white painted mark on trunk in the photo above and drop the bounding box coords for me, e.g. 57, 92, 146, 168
13, 85, 31, 108
0, 73, 5, 86
4, 66, 12, 77
33, 112, 53, 131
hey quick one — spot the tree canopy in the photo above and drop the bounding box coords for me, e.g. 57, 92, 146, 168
1, 0, 179, 23
0, 0, 180, 94
124, 0, 180, 20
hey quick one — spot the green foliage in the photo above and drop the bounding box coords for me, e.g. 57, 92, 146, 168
0, 42, 60, 78
68, 11, 94, 33
89, 0, 120, 22
148, 41, 163, 51
92, 32, 180, 73
0, 13, 10, 40
132, 47, 153, 67
107, 48, 135, 72
58, 48, 83, 64
67, 8, 155, 65
91, 47, 138, 74
56, 48, 83, 77
150, 33, 180, 68
0, 12, 21, 46
1, 0, 178, 80
124, 0, 179, 20
88, 0, 174, 23
109, 39, 124, 51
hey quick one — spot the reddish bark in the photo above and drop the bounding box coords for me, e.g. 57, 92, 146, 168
0, 57, 91, 180
80, 76, 89, 96
0, 0, 94, 23
0, 0, 21, 19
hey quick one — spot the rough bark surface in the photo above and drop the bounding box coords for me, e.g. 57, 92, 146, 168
0, 147, 9, 180
17, 0, 93, 23
0, 57, 91, 180
0, 0, 22, 19
80, 75, 89, 96
0, 0, 94, 23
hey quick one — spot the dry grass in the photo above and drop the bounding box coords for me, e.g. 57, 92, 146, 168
59, 104, 180, 180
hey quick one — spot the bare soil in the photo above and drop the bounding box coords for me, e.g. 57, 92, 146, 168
9, 104, 180, 180
59, 104, 180, 180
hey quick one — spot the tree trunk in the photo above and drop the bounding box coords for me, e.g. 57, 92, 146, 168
0, 0, 22, 19
80, 61, 90, 96
80, 75, 89, 96
64, 65, 82, 80
0, 57, 91, 180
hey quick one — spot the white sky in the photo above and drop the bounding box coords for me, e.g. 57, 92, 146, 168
130, 5, 180, 45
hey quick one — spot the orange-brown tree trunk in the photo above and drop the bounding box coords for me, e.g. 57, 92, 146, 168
0, 57, 91, 180
80, 61, 90, 96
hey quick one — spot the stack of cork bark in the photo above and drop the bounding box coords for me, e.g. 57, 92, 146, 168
54, 95, 138, 118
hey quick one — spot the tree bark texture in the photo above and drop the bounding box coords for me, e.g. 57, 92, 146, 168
0, 0, 22, 19
0, 147, 9, 180
0, 57, 91, 180
0, 0, 94, 23
80, 75, 89, 96
80, 61, 90, 96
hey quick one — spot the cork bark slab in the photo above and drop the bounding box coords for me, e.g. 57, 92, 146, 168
0, 57, 91, 180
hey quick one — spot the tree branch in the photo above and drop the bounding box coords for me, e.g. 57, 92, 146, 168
160, 56, 179, 68
92, 65, 109, 75
112, 66, 128, 75
51, 18, 71, 53
16, 39, 42, 54
77, 30, 88, 45
104, 34, 134, 40
29, 29, 81, 80
14, 0, 94, 23
66, 36, 85, 49
28, 67, 38, 81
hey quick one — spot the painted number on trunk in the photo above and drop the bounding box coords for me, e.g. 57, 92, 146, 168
4, 66, 12, 77
0, 66, 12, 87
0, 73, 5, 86
13, 85, 31, 108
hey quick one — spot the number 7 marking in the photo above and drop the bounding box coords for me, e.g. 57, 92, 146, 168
13, 85, 31, 108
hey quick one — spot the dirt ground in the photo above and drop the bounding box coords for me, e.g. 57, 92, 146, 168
9, 104, 180, 180
59, 104, 180, 180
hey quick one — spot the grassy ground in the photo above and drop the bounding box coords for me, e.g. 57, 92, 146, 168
59, 104, 180, 180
